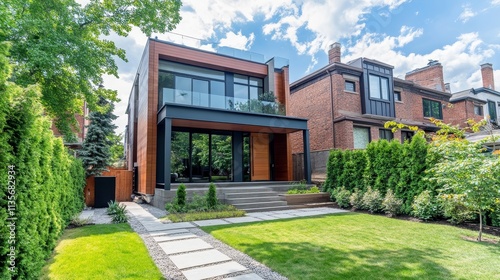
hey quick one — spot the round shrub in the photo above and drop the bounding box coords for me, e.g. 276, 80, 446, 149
439, 194, 475, 225
332, 187, 351, 208
349, 188, 364, 210
411, 190, 441, 221
362, 186, 383, 213
382, 189, 403, 217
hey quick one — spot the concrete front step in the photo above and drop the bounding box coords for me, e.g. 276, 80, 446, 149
241, 205, 290, 213
226, 196, 285, 204
225, 191, 278, 199
232, 201, 288, 210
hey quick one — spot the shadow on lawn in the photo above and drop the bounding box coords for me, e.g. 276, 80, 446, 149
236, 241, 452, 280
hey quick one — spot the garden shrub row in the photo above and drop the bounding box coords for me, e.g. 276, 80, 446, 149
0, 47, 85, 279
324, 135, 431, 214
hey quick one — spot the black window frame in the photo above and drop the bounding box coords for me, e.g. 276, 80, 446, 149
379, 129, 393, 141
473, 105, 483, 116
233, 74, 264, 101
422, 98, 443, 119
488, 100, 497, 122
394, 91, 402, 102
401, 130, 414, 143
344, 80, 356, 92
368, 74, 390, 100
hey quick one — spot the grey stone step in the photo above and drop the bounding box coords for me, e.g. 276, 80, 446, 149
159, 238, 212, 255
225, 191, 278, 199
182, 261, 248, 280
242, 205, 290, 213
226, 273, 264, 280
226, 196, 285, 204
169, 249, 231, 270
232, 201, 288, 209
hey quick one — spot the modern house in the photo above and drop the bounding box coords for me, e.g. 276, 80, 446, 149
289, 43, 452, 180
125, 38, 311, 204
448, 63, 500, 127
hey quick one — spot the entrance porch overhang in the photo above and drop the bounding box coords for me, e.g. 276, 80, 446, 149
157, 103, 311, 189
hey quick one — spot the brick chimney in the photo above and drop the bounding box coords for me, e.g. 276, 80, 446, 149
481, 63, 495, 90
328, 42, 341, 64
405, 60, 446, 92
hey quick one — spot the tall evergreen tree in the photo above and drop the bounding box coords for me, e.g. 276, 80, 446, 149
79, 97, 117, 177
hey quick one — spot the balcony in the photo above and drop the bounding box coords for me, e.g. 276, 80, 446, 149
159, 90, 285, 116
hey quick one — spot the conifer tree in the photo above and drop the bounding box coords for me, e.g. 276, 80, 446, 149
79, 97, 117, 177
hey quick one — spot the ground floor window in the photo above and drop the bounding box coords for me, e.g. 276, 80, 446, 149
353, 126, 370, 149
170, 131, 247, 183
379, 129, 393, 141
401, 130, 414, 143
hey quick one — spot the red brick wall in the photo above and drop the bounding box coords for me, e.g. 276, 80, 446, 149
289, 75, 334, 154
405, 64, 445, 92
395, 87, 450, 123
334, 120, 354, 149
332, 74, 362, 118
447, 100, 484, 127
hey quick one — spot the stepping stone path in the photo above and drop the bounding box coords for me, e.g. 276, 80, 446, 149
123, 202, 347, 280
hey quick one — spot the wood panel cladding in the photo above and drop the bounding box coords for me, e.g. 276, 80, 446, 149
84, 168, 133, 207
251, 133, 270, 181
273, 133, 292, 181
151, 40, 268, 77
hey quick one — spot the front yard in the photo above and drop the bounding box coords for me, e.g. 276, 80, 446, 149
203, 212, 500, 280
41, 224, 163, 280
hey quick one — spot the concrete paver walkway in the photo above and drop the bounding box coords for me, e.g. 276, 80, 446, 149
123, 202, 347, 280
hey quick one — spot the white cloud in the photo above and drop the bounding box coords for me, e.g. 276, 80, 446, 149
219, 31, 255, 50
492, 0, 500, 5
458, 5, 476, 23
343, 31, 496, 92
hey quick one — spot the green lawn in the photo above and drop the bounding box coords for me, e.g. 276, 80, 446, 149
41, 224, 163, 280
203, 212, 500, 280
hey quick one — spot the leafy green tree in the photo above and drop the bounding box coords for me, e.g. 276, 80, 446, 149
1, 0, 181, 137
109, 133, 125, 167
79, 97, 117, 177
429, 140, 500, 241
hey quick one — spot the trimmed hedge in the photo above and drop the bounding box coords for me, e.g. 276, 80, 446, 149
0, 49, 85, 279
326, 135, 433, 214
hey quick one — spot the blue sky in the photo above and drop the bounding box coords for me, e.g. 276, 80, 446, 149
96, 0, 500, 134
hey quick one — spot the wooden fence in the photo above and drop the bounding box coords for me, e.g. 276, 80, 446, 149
84, 168, 133, 207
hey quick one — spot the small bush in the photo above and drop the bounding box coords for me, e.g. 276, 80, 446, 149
411, 191, 441, 221
349, 188, 364, 210
287, 185, 320, 194
177, 183, 187, 207
111, 204, 128, 224
206, 183, 218, 209
382, 189, 403, 217
332, 187, 351, 208
107, 200, 119, 215
362, 187, 383, 213
69, 215, 91, 227
438, 194, 475, 225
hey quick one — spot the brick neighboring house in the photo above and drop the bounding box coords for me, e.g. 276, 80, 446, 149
448, 63, 500, 127
125, 38, 311, 202
51, 102, 89, 148
289, 43, 452, 180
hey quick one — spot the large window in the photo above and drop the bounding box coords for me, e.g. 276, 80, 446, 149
353, 126, 370, 149
369, 74, 390, 100
423, 98, 442, 119
488, 100, 497, 122
233, 74, 264, 104
379, 129, 393, 141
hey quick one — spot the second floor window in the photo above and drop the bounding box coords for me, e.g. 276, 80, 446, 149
369, 74, 390, 100
423, 98, 442, 119
394, 91, 401, 102
474, 105, 483, 116
345, 80, 355, 92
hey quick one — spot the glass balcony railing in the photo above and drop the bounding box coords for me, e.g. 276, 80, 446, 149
160, 89, 285, 115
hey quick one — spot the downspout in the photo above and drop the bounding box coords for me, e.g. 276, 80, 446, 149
327, 69, 336, 148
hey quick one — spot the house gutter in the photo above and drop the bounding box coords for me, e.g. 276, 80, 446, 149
327, 69, 336, 148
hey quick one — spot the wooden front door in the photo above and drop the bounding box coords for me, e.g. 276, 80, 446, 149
251, 133, 270, 181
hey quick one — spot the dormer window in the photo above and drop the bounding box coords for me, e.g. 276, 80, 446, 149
369, 74, 390, 100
